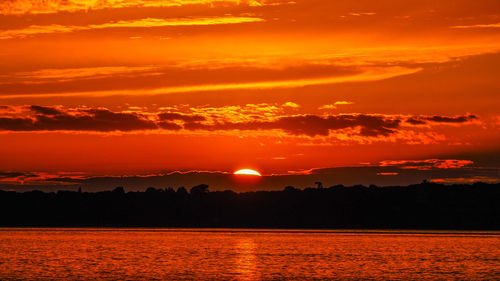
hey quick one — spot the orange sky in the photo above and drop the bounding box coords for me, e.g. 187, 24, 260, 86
0, 0, 499, 189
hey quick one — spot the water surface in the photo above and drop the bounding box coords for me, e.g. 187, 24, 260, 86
0, 228, 499, 280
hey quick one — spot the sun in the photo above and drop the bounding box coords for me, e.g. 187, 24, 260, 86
234, 169, 262, 176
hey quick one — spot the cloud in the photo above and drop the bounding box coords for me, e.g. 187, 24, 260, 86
406, 114, 477, 125
0, 17, 265, 40
452, 23, 500, 29
318, 101, 354, 110
0, 0, 272, 15
430, 176, 500, 184
334, 101, 353, 105
157, 121, 183, 130
348, 12, 376, 16
158, 112, 206, 122
0, 66, 421, 99
282, 102, 299, 108
0, 105, 482, 140
183, 114, 401, 137
0, 171, 89, 185
376, 172, 398, 176
0, 171, 34, 180
10, 66, 161, 81
425, 115, 478, 123
29, 105, 62, 116
318, 104, 337, 110
379, 159, 474, 170
0, 106, 157, 132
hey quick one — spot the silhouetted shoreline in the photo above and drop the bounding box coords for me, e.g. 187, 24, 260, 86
1, 182, 499, 230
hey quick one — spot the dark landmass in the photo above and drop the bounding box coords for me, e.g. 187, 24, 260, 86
1, 182, 499, 229
4, 164, 500, 193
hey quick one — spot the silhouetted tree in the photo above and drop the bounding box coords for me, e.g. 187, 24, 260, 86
0, 182, 498, 229
164, 187, 175, 194
112, 186, 125, 194
284, 186, 298, 192
146, 187, 161, 194
190, 184, 209, 195
177, 186, 188, 195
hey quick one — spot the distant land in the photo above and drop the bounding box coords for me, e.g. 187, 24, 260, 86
2, 163, 500, 193
1, 182, 498, 230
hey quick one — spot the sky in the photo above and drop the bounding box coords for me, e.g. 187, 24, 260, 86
0, 0, 499, 191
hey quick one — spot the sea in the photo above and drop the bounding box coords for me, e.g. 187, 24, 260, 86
0, 228, 499, 280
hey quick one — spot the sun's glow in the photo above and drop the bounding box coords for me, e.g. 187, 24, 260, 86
234, 169, 262, 176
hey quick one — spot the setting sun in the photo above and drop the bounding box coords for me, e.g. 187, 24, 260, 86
234, 169, 262, 176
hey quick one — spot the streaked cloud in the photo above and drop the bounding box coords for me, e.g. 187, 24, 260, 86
348, 12, 376, 16
376, 172, 398, 176
0, 16, 264, 40
379, 159, 474, 170
3, 66, 161, 82
430, 176, 500, 184
0, 171, 88, 185
0, 0, 274, 15
406, 115, 478, 125
0, 66, 421, 99
452, 23, 500, 29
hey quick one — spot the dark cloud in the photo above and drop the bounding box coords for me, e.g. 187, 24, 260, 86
158, 112, 206, 122
405, 118, 426, 125
157, 121, 182, 130
0, 106, 157, 132
4, 108, 402, 136
379, 159, 474, 170
0, 116, 33, 130
0, 105, 479, 137
30, 105, 62, 116
426, 114, 477, 123
0, 172, 28, 179
275, 115, 401, 136
184, 114, 400, 137
406, 114, 477, 125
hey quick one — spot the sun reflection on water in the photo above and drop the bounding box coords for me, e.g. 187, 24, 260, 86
235, 238, 258, 281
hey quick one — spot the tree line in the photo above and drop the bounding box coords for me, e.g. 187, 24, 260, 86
0, 182, 498, 229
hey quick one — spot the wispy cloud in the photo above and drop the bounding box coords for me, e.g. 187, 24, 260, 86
430, 176, 500, 184
0, 66, 421, 99
6, 66, 161, 81
348, 12, 376, 16
452, 23, 500, 29
380, 159, 474, 170
0, 16, 264, 40
0, 171, 88, 185
282, 102, 300, 108
0, 0, 274, 15
406, 115, 478, 125
318, 101, 354, 110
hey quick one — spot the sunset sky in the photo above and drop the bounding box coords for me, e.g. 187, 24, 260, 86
1, 0, 499, 191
